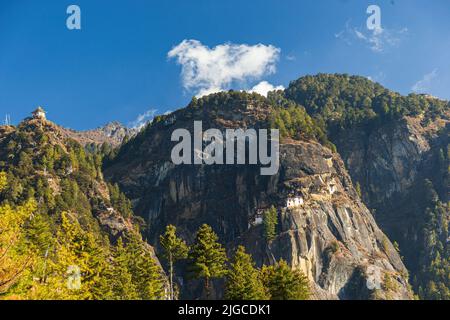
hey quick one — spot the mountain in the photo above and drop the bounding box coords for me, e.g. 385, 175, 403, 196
2, 73, 447, 300
0, 117, 166, 299
105, 90, 413, 300
285, 74, 449, 299
61, 121, 137, 147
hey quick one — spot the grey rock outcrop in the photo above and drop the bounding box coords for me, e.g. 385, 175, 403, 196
105, 92, 413, 299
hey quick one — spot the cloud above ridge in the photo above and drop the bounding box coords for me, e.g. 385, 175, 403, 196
412, 69, 438, 93
168, 39, 281, 97
249, 81, 284, 97
335, 20, 408, 53
129, 108, 157, 129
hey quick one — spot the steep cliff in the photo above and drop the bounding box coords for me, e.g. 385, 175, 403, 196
285, 73, 449, 299
105, 91, 412, 300
328, 115, 449, 299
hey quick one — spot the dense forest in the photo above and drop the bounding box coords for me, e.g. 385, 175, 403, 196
285, 74, 448, 129
0, 120, 165, 299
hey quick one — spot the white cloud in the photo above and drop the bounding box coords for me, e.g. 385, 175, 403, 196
168, 39, 281, 97
336, 20, 407, 53
412, 69, 438, 93
196, 87, 223, 97
248, 81, 284, 97
129, 109, 157, 129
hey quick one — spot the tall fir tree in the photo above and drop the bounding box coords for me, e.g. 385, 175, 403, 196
263, 206, 278, 242
160, 224, 188, 300
261, 259, 310, 300
188, 224, 228, 299
109, 237, 138, 300
225, 246, 267, 300
46, 212, 111, 300
126, 234, 165, 300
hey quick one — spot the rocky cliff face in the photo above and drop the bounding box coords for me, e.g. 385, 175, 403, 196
330, 113, 449, 295
334, 115, 448, 209
283, 73, 449, 299
105, 92, 412, 300
61, 121, 137, 147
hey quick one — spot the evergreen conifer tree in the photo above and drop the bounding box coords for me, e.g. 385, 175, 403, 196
261, 259, 310, 300
225, 246, 267, 300
188, 224, 227, 299
160, 225, 188, 300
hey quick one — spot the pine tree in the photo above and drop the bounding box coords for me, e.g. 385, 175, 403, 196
225, 246, 267, 300
126, 234, 164, 300
107, 183, 133, 218
47, 212, 110, 300
110, 237, 138, 300
160, 225, 188, 300
188, 224, 228, 299
25, 212, 53, 255
261, 259, 310, 300
263, 206, 278, 242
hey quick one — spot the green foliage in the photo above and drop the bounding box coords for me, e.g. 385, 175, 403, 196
188, 224, 228, 298
286, 74, 449, 300
382, 273, 399, 293
263, 206, 278, 242
0, 172, 6, 193
188, 90, 267, 110
401, 177, 450, 301
108, 183, 133, 218
160, 225, 189, 262
225, 246, 267, 300
261, 260, 310, 300
109, 237, 139, 300
125, 234, 165, 300
0, 210, 106, 300
48, 212, 111, 299
0, 120, 136, 220
267, 91, 336, 151
160, 225, 189, 299
0, 200, 37, 295
285, 73, 448, 130
417, 199, 449, 300
0, 121, 165, 300
355, 182, 362, 198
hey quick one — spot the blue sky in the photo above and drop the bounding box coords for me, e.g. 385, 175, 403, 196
0, 0, 449, 130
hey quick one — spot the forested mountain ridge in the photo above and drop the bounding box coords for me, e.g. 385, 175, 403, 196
105, 90, 413, 300
0, 117, 166, 299
285, 73, 448, 128
1, 73, 448, 300
284, 74, 449, 299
